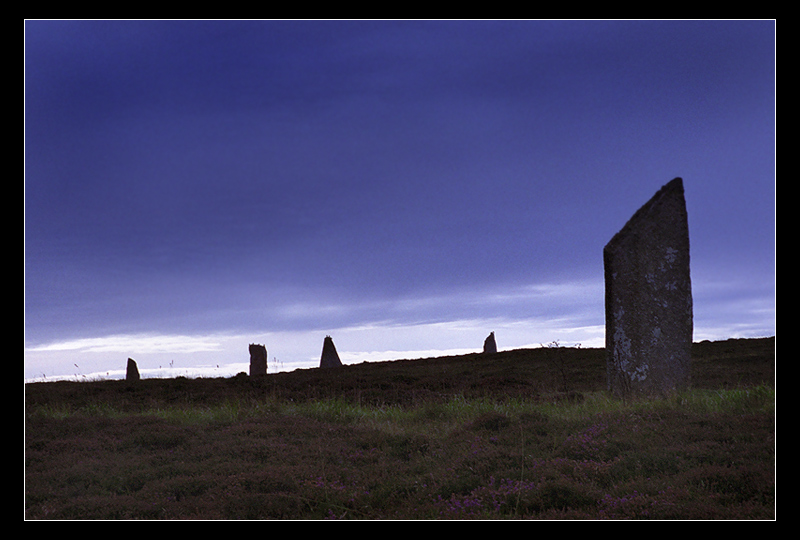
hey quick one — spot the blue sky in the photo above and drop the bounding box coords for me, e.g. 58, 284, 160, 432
24, 20, 775, 381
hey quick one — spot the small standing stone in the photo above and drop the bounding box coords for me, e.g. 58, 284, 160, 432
249, 344, 268, 377
604, 177, 693, 398
126, 358, 140, 382
319, 335, 343, 368
483, 332, 497, 354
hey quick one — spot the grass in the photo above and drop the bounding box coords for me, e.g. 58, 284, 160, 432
25, 337, 775, 520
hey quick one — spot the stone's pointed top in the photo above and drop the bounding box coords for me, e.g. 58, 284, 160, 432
320, 335, 342, 368
126, 358, 140, 382
483, 332, 497, 354
655, 176, 683, 193
605, 177, 686, 252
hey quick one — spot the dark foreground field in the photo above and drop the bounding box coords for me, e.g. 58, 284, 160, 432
25, 337, 775, 520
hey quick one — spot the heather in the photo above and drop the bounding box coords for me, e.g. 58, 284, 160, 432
25, 337, 774, 519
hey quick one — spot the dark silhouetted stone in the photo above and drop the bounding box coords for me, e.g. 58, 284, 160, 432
604, 177, 693, 398
249, 343, 268, 377
126, 358, 140, 381
319, 335, 342, 368
483, 332, 497, 354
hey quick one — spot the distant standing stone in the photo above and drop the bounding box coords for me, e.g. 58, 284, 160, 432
249, 344, 268, 377
604, 177, 693, 398
126, 358, 140, 381
483, 332, 497, 354
319, 335, 343, 368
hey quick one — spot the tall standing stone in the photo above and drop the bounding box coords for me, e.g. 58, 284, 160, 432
483, 332, 497, 354
126, 358, 140, 382
604, 177, 693, 398
249, 343, 268, 377
319, 335, 342, 368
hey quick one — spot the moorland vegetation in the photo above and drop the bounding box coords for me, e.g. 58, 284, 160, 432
25, 337, 775, 519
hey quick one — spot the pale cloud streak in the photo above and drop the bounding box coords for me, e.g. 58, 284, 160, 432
26, 333, 226, 354
24, 278, 607, 381
23, 272, 773, 382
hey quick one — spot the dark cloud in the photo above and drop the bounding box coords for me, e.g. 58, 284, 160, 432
25, 20, 775, 357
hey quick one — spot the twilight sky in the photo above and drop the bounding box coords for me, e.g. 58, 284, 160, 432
24, 20, 775, 381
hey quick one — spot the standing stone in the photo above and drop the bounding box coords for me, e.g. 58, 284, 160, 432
249, 343, 268, 377
126, 358, 140, 382
483, 332, 497, 354
603, 177, 693, 398
319, 335, 342, 368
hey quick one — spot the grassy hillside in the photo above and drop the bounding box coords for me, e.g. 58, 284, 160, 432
24, 337, 775, 520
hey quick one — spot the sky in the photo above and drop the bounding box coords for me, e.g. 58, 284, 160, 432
24, 20, 776, 381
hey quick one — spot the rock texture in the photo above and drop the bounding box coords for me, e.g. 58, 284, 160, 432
483, 332, 497, 354
319, 335, 343, 368
126, 358, 140, 382
604, 177, 693, 398
249, 343, 268, 377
